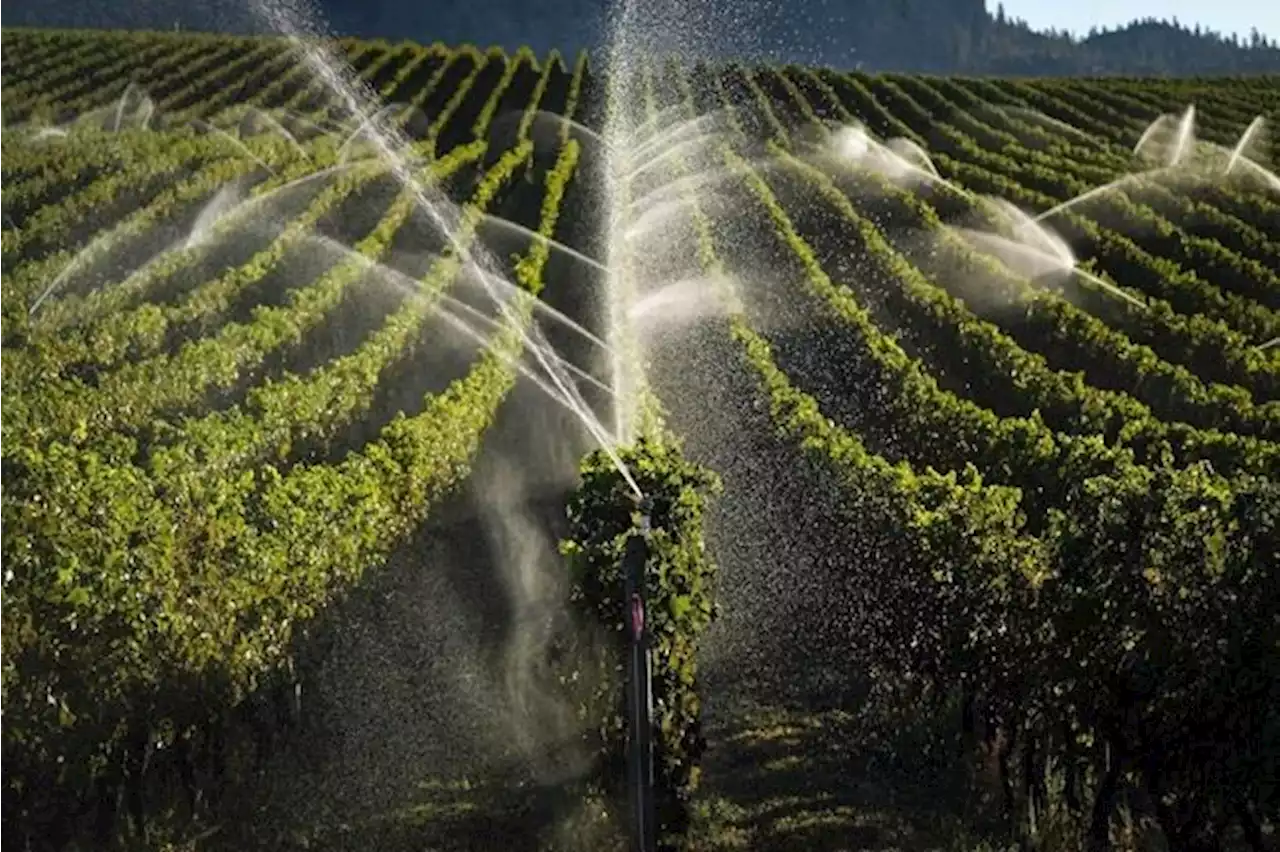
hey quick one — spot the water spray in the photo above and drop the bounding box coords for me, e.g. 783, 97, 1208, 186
622, 493, 657, 852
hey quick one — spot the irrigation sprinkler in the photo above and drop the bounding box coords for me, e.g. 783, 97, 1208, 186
623, 496, 656, 852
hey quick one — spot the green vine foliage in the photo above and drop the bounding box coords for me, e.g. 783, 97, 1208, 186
559, 435, 722, 850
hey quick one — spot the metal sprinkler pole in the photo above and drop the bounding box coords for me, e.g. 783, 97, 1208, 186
623, 497, 656, 852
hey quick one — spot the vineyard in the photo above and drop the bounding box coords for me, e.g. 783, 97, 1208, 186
3, 25, 1279, 852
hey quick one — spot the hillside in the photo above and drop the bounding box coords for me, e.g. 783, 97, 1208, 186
2, 27, 1278, 852
4, 0, 1280, 73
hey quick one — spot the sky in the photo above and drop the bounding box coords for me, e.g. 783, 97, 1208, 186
994, 0, 1279, 42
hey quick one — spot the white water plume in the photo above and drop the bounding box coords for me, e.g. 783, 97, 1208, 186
623, 110, 733, 168
623, 165, 740, 220
522, 110, 610, 152
1226, 116, 1270, 174
627, 102, 694, 143
184, 181, 247, 249
477, 214, 609, 276
950, 196, 1148, 310
30, 160, 362, 320
111, 83, 155, 133
232, 106, 312, 156
628, 277, 729, 333
600, 0, 749, 443
1132, 105, 1278, 191
189, 210, 631, 837
1141, 108, 1269, 175
1134, 105, 1199, 168
471, 267, 629, 409
885, 136, 940, 179
191, 118, 278, 173
601, 6, 645, 443
421, 280, 619, 400
1032, 168, 1171, 224
62, 84, 157, 134
829, 123, 946, 188
760, 117, 1150, 318
1222, 116, 1280, 192
32, 230, 159, 323
477, 454, 599, 784
290, 239, 629, 803
623, 196, 696, 246
261, 228, 622, 419
336, 102, 411, 163
621, 128, 727, 183
955, 227, 1070, 281
1232, 158, 1280, 193
1171, 104, 1197, 167
250, 0, 639, 497
598, 102, 744, 440
985, 197, 1075, 267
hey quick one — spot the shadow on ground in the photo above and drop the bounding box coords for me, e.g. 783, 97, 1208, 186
210, 773, 611, 852
690, 700, 1012, 852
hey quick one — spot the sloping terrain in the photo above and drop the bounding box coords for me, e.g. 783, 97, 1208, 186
3, 28, 1277, 852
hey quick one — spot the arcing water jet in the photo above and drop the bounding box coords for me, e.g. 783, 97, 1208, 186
477, 214, 611, 275
236, 107, 311, 155
1031, 169, 1171, 224
1226, 115, 1269, 175
191, 118, 278, 173
1171, 104, 1197, 167
184, 182, 247, 249
31, 160, 365, 320
628, 277, 728, 333
952, 196, 1148, 310
1133, 105, 1279, 190
827, 123, 968, 196
250, 0, 639, 497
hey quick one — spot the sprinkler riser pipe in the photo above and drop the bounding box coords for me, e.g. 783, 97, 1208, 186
623, 528, 656, 852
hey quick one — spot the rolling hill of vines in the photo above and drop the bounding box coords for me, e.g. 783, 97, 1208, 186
3, 26, 1278, 852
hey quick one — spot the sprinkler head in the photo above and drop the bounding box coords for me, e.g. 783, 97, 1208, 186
630, 493, 654, 535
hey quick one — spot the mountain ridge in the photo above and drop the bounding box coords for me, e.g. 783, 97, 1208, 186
4, 0, 1279, 75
